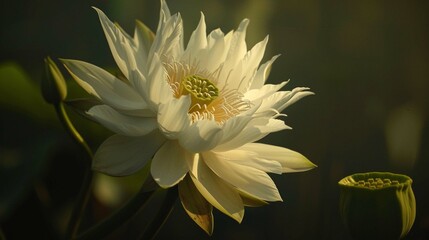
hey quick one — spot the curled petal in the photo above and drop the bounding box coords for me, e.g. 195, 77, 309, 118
258, 87, 314, 114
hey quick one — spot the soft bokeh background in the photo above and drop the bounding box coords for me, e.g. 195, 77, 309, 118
1, 0, 428, 239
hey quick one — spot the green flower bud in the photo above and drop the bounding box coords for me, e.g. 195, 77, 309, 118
339, 172, 416, 240
42, 57, 67, 104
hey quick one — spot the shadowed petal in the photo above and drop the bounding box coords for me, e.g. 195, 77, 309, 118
62, 59, 148, 112
179, 175, 214, 235
88, 105, 157, 136
93, 131, 166, 176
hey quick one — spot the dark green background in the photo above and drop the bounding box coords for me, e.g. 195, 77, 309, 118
1, 0, 428, 239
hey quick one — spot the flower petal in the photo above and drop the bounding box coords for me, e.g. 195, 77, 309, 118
183, 12, 207, 60
218, 19, 249, 87
237, 36, 269, 92
203, 151, 282, 202
157, 95, 191, 139
151, 140, 191, 188
189, 155, 244, 223
146, 53, 174, 106
258, 87, 314, 114
225, 19, 249, 68
61, 59, 148, 112
93, 131, 166, 176
150, 4, 183, 62
238, 143, 317, 172
211, 149, 283, 174
95, 10, 152, 101
249, 55, 280, 90
217, 115, 253, 145
178, 119, 223, 153
215, 118, 290, 151
240, 192, 268, 207
93, 7, 141, 80
133, 19, 155, 68
178, 175, 214, 235
88, 105, 158, 136
243, 81, 288, 102
198, 29, 228, 73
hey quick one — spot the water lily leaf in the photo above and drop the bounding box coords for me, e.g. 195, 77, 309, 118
178, 175, 213, 235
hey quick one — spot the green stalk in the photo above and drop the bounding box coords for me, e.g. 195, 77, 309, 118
140, 187, 178, 240
76, 187, 157, 240
54, 102, 93, 240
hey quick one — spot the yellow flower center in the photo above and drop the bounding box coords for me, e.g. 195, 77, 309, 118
165, 62, 250, 123
181, 75, 219, 113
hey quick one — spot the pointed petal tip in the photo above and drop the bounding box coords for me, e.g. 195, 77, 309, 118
199, 11, 206, 19
238, 18, 250, 31
58, 58, 69, 63
241, 18, 250, 25
92, 6, 105, 16
301, 157, 318, 171
225, 210, 244, 224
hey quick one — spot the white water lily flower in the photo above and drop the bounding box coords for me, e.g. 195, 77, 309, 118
62, 0, 315, 234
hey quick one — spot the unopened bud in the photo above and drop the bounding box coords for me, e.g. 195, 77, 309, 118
42, 57, 67, 104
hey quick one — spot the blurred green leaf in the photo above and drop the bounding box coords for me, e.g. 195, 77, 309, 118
0, 62, 57, 124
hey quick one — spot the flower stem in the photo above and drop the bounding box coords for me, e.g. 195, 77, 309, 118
54, 102, 93, 159
140, 186, 178, 240
54, 102, 93, 240
76, 187, 157, 240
